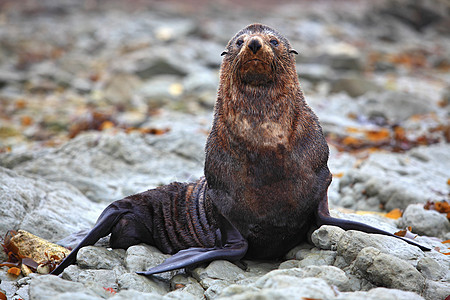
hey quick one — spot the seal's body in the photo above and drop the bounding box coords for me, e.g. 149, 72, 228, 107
205, 24, 330, 259
52, 24, 429, 277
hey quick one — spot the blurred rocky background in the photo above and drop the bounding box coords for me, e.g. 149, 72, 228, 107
0, 0, 449, 299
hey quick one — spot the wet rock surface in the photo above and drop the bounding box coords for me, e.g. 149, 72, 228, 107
0, 0, 449, 300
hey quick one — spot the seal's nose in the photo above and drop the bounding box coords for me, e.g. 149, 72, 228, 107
248, 38, 262, 54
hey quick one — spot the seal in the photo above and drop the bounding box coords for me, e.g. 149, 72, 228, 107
51, 23, 429, 276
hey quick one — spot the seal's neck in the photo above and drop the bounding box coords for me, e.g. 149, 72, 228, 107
214, 79, 306, 152
218, 76, 302, 117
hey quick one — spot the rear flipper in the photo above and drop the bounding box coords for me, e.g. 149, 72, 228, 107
138, 213, 248, 276
51, 203, 132, 275
316, 195, 431, 251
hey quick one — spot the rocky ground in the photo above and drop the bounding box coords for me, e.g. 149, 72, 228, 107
0, 0, 449, 299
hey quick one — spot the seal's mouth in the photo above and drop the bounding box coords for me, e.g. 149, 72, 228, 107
244, 59, 267, 65
237, 56, 274, 86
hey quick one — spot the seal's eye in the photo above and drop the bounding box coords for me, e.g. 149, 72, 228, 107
236, 39, 244, 47
270, 39, 279, 47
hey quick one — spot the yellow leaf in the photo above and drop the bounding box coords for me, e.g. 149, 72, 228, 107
385, 208, 403, 219
7, 267, 21, 276
366, 128, 390, 142
100, 121, 115, 130
333, 172, 344, 178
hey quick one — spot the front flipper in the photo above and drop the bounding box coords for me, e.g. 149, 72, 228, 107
138, 213, 248, 276
316, 195, 431, 251
51, 204, 130, 275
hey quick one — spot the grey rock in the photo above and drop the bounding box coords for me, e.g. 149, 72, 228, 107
302, 265, 350, 291
183, 69, 219, 94
254, 268, 305, 288
76, 246, 126, 270
337, 230, 424, 264
417, 257, 449, 282
117, 272, 168, 295
0, 279, 18, 300
373, 60, 397, 72
377, 0, 447, 31
361, 91, 434, 122
56, 53, 93, 76
0, 68, 26, 86
138, 76, 183, 109
154, 19, 198, 42
336, 287, 425, 300
423, 280, 450, 300
293, 248, 313, 260
15, 285, 30, 300
0, 150, 39, 174
400, 204, 450, 238
0, 166, 102, 242
258, 263, 350, 292
169, 274, 204, 299
52, 292, 103, 300
355, 247, 425, 293
328, 54, 363, 71
334, 255, 351, 269
330, 76, 382, 97
204, 281, 230, 299
217, 284, 260, 299
61, 265, 82, 282
3, 274, 45, 300
311, 94, 364, 139
445, 232, 450, 240
71, 77, 92, 93
298, 63, 334, 83
254, 277, 336, 300
344, 271, 376, 292
285, 243, 314, 260
338, 144, 450, 212
311, 225, 346, 250
192, 260, 246, 284
29, 61, 74, 88
125, 244, 169, 273
298, 249, 337, 267
65, 268, 119, 290
103, 72, 142, 106
110, 289, 166, 300
243, 260, 279, 277
193, 90, 218, 109
278, 260, 300, 269
2, 130, 205, 203
27, 76, 59, 93
134, 57, 188, 79
322, 42, 364, 71
191, 40, 224, 68
422, 251, 450, 281
165, 289, 202, 300
28, 275, 103, 300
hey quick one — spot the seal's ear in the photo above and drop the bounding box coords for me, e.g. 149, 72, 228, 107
221, 50, 228, 56
289, 49, 299, 55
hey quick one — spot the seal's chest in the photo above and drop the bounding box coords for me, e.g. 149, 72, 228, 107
230, 114, 290, 149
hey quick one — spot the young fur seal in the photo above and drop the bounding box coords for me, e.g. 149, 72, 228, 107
51, 23, 429, 276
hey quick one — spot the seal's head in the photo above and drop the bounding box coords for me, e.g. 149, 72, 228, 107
220, 23, 298, 87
